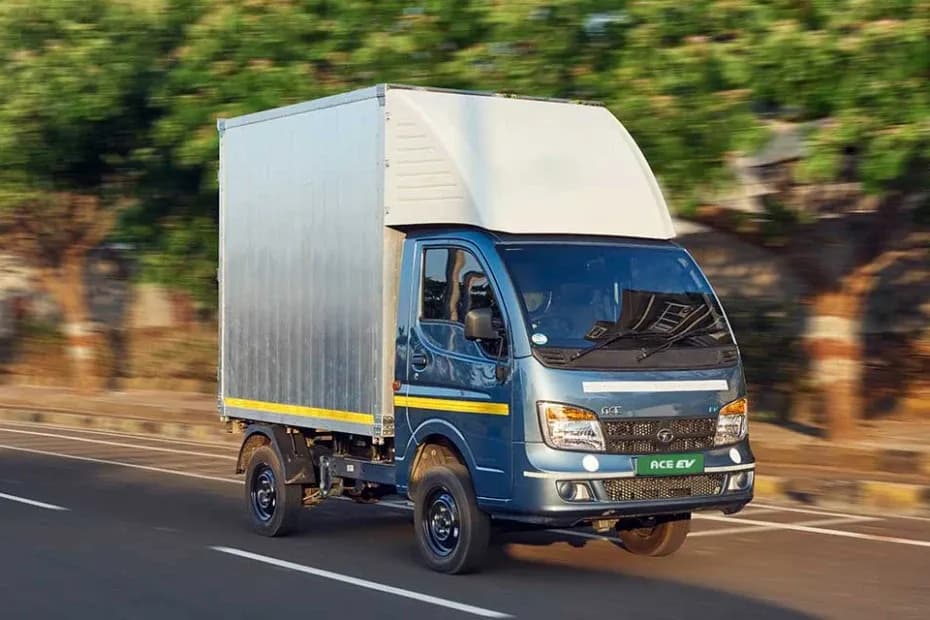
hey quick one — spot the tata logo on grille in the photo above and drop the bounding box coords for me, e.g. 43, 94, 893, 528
656, 428, 675, 443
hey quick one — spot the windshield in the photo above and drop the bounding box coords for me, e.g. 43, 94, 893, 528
500, 243, 734, 362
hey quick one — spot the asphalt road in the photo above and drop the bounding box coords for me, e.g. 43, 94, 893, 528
1, 420, 928, 619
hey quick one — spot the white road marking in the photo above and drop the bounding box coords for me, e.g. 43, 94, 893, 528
750, 501, 930, 523
552, 515, 879, 543
0, 491, 69, 511
689, 515, 877, 538
696, 513, 930, 548
0, 428, 237, 461
0, 444, 242, 485
0, 418, 233, 448
745, 502, 891, 519
735, 507, 779, 516
211, 546, 512, 618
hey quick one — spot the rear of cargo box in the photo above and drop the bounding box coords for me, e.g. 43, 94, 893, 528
217, 87, 401, 438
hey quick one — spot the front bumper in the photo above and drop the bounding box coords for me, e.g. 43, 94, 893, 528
490, 439, 755, 527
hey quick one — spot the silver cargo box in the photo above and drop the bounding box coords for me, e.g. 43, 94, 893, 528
218, 86, 402, 438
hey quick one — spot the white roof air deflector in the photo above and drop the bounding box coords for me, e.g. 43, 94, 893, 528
383, 87, 675, 239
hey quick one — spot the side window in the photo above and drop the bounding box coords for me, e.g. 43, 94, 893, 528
420, 248, 505, 358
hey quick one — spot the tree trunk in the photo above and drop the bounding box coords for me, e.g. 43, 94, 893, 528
2, 193, 128, 392
803, 285, 866, 440
40, 254, 104, 393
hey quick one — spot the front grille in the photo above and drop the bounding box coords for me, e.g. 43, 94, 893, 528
602, 417, 716, 454
602, 474, 725, 502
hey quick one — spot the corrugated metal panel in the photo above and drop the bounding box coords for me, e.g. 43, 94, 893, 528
377, 227, 404, 437
383, 87, 675, 240
219, 95, 395, 436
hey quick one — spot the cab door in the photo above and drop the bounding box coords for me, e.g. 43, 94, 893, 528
402, 241, 512, 499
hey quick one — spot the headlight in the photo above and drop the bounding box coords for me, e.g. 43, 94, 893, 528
537, 402, 605, 452
714, 397, 748, 446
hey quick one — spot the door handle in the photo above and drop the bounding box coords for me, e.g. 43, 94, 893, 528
411, 353, 429, 370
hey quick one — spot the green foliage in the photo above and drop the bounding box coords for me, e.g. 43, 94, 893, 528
127, 216, 218, 311
19, 317, 65, 345
0, 0, 927, 308
0, 0, 180, 196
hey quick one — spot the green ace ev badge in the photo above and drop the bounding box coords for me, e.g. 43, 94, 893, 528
636, 453, 704, 476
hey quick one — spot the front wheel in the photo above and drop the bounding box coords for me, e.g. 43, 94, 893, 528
244, 445, 303, 537
618, 514, 691, 556
413, 464, 490, 574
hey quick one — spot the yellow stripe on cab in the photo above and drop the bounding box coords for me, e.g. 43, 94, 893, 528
394, 395, 509, 416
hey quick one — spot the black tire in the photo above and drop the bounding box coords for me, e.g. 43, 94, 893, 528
244, 445, 303, 537
413, 464, 490, 574
618, 515, 691, 557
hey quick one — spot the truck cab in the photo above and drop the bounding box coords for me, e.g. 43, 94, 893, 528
393, 228, 752, 546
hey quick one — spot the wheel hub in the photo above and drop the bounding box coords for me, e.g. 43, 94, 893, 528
431, 506, 454, 540
250, 465, 278, 522
424, 489, 460, 557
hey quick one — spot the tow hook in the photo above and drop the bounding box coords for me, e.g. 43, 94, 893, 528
592, 519, 619, 533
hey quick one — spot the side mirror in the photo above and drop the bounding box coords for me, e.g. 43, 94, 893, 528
464, 307, 500, 341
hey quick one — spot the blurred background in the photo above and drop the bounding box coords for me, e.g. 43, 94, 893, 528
0, 0, 927, 444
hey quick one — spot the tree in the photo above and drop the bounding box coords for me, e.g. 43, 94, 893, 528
0, 0, 185, 390
624, 2, 929, 439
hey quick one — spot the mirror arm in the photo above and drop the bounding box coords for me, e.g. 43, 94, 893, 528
493, 330, 510, 384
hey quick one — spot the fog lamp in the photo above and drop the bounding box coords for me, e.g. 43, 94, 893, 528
727, 471, 754, 492
556, 480, 594, 502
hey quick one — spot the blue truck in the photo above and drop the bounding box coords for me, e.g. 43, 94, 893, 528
217, 85, 754, 574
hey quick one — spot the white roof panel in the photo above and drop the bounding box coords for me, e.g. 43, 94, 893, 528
383, 87, 675, 239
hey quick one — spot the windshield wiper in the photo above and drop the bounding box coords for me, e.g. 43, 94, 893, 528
636, 326, 726, 362
569, 329, 662, 363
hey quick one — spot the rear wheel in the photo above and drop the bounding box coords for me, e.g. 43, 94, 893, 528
618, 514, 691, 556
413, 464, 490, 574
245, 445, 302, 537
